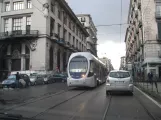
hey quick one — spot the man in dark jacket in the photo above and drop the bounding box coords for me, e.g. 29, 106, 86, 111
16, 72, 20, 88
148, 72, 153, 84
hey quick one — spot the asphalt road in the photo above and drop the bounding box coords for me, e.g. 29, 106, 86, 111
0, 83, 161, 120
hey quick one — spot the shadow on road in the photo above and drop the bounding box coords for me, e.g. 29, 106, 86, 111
110, 92, 133, 96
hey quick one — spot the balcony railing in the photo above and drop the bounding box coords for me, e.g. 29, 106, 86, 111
156, 11, 161, 18
0, 30, 39, 40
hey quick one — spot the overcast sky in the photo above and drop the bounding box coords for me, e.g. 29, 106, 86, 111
66, 0, 130, 69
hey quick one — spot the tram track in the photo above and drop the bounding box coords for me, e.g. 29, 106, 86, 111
30, 90, 87, 119
1, 87, 74, 112
30, 84, 105, 119
101, 93, 112, 120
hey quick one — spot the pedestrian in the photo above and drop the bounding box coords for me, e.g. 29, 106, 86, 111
148, 72, 153, 84
16, 72, 20, 88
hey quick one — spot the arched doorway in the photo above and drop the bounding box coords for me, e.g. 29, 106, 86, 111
11, 43, 21, 71
57, 49, 60, 71
63, 52, 66, 72
49, 47, 53, 70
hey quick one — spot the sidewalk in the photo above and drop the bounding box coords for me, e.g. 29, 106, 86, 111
135, 82, 161, 103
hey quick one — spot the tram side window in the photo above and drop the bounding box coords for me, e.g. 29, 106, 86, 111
88, 60, 95, 77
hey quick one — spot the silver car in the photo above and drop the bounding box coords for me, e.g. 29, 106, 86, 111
30, 74, 45, 85
106, 70, 133, 95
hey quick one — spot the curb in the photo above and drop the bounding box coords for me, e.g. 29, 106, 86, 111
135, 85, 161, 108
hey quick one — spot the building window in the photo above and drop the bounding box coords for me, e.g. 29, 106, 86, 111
58, 5, 61, 20
63, 13, 67, 25
4, 19, 9, 32
5, 2, 10, 12
73, 36, 75, 46
50, 17, 55, 36
79, 42, 81, 50
69, 21, 71, 29
157, 22, 161, 39
76, 27, 78, 36
13, 18, 22, 31
27, 0, 32, 9
51, 1, 55, 14
69, 33, 71, 42
26, 16, 31, 25
26, 16, 31, 33
81, 17, 86, 22
76, 40, 78, 48
13, 1, 24, 10
73, 24, 75, 32
58, 24, 61, 38
63, 29, 67, 41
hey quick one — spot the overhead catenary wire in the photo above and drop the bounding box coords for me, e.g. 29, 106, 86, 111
32, 4, 45, 15
36, 0, 43, 5
95, 23, 128, 27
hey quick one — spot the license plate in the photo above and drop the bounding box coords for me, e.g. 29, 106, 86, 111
115, 81, 124, 83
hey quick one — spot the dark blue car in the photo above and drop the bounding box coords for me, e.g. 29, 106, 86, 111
2, 74, 18, 88
2, 74, 30, 88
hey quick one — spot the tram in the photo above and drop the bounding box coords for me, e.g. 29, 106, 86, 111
67, 52, 107, 87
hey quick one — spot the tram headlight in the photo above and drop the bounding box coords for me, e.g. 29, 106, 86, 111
81, 74, 86, 78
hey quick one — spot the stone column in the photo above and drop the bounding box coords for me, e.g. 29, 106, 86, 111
7, 45, 11, 55
60, 49, 63, 72
24, 0, 27, 9
22, 17, 26, 31
10, 0, 13, 11
8, 59, 11, 71
21, 44, 25, 71
8, 18, 12, 32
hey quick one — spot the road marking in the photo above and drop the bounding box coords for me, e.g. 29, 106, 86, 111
135, 86, 161, 109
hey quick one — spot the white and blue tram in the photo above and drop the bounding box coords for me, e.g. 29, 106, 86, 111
67, 52, 107, 88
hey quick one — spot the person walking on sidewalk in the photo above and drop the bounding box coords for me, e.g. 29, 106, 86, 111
148, 72, 153, 84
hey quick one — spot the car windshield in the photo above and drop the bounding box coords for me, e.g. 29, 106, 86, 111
7, 75, 16, 80
109, 72, 130, 78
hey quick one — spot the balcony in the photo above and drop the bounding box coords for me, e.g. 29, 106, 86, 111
64, 41, 71, 48
155, 11, 161, 19
0, 30, 39, 40
56, 38, 65, 45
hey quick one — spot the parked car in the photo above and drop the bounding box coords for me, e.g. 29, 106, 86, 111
2, 74, 30, 88
51, 73, 68, 82
29, 74, 45, 85
42, 74, 55, 84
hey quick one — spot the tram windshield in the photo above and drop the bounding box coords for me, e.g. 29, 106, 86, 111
69, 56, 88, 78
